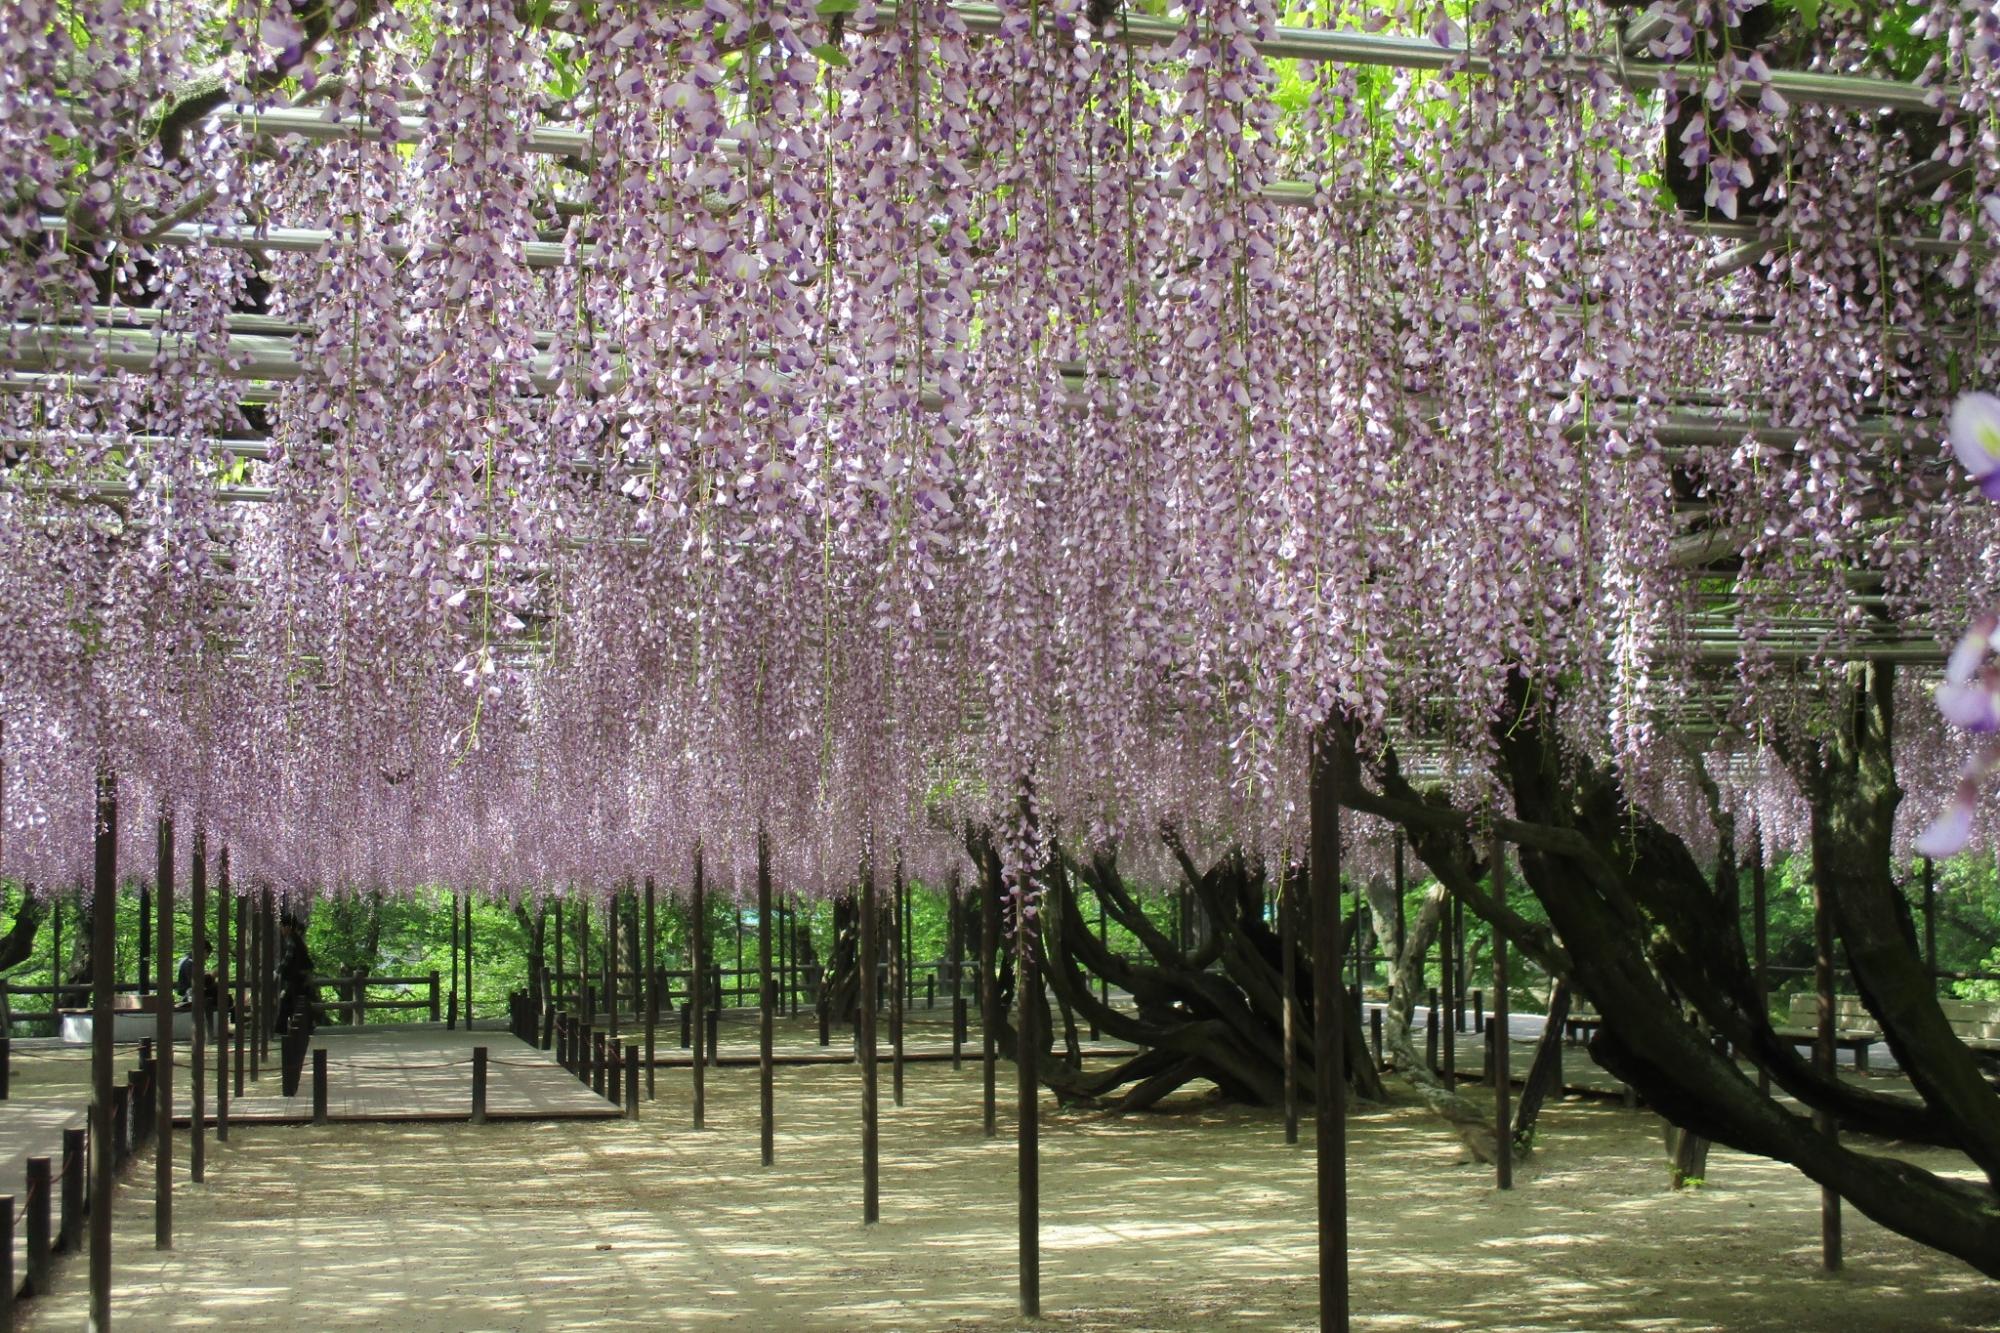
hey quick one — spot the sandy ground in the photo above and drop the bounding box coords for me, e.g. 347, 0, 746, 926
19, 1043, 2000, 1333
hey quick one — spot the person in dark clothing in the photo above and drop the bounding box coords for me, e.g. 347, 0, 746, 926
176, 946, 220, 1013
275, 918, 315, 1033
275, 916, 317, 1098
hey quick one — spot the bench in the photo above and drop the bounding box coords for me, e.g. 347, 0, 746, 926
1777, 993, 1879, 1072
1562, 1003, 1603, 1046
58, 995, 195, 1044
1938, 998, 2000, 1057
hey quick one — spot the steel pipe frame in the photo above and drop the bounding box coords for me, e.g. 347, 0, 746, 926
1, 327, 1951, 457
225, 6, 1947, 127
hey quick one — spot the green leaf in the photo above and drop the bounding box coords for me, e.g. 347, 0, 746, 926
809, 41, 850, 66
814, 0, 859, 13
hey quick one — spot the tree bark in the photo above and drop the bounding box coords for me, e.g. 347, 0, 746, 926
1776, 662, 2000, 1186
0, 891, 46, 973
967, 826, 1382, 1114
1325, 675, 2000, 1278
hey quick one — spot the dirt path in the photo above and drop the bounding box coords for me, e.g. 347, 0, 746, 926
22, 1055, 2000, 1331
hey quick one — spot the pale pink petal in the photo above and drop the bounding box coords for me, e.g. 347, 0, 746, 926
1948, 392, 2000, 479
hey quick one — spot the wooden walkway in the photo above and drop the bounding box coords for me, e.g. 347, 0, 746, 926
167, 1027, 619, 1125
0, 1048, 102, 1300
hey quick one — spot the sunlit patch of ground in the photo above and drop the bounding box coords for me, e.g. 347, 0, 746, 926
22, 1030, 2000, 1332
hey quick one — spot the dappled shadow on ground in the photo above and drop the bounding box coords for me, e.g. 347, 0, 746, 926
18, 1024, 2000, 1332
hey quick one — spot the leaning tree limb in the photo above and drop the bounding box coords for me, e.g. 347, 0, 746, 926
1330, 680, 2000, 1278
0, 890, 46, 974
1775, 661, 2000, 1188
1357, 870, 1504, 1162
967, 826, 1382, 1112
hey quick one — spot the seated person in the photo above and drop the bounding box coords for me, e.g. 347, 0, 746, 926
174, 952, 222, 1014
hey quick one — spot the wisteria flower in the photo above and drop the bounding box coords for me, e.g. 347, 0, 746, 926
1919, 394, 2000, 855
1948, 392, 2000, 500
1915, 773, 1979, 858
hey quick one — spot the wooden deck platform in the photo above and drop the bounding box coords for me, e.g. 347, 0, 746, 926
165, 1027, 619, 1125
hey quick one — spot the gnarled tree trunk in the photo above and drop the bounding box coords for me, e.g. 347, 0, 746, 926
966, 826, 1382, 1113
1328, 670, 2000, 1278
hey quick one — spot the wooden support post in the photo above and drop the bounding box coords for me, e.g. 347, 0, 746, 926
463, 893, 474, 1027
551, 897, 564, 1028
448, 891, 460, 1031
217, 849, 230, 1144
0, 1193, 13, 1327
624, 1044, 639, 1118
593, 1031, 607, 1097
90, 769, 116, 1333
472, 1046, 488, 1124
775, 896, 788, 1019
891, 846, 906, 1109
980, 856, 999, 1139
262, 890, 276, 1074
608, 1029, 622, 1107
1491, 829, 1512, 1191
692, 847, 707, 1129
1352, 887, 1365, 997
1439, 897, 1456, 1084
949, 868, 965, 1071
26, 1156, 51, 1294
1752, 820, 1770, 1098
1370, 1007, 1383, 1065
1097, 890, 1109, 1013
758, 829, 775, 1166
247, 892, 262, 1081
1392, 833, 1406, 966
644, 877, 658, 1100
138, 880, 151, 1000
190, 829, 207, 1183
1309, 730, 1349, 1333
1923, 855, 1938, 981
1425, 990, 1439, 1070
860, 854, 881, 1223
606, 893, 619, 1044
60, 1127, 84, 1255
1452, 896, 1467, 1034
580, 898, 592, 1031
49, 896, 61, 1035
235, 893, 247, 1098
1017, 875, 1041, 1318
1813, 845, 1842, 1271
1282, 860, 1299, 1146
312, 1047, 328, 1124
154, 809, 173, 1251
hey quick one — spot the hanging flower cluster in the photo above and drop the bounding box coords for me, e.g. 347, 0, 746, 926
0, 0, 1995, 904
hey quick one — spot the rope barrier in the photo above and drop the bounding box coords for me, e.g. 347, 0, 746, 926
331, 1059, 477, 1071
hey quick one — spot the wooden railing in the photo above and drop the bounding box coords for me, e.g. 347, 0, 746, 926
1, 980, 150, 1033
309, 972, 442, 1026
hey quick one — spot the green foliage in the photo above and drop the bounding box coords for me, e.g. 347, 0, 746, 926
5, 836, 1995, 1034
